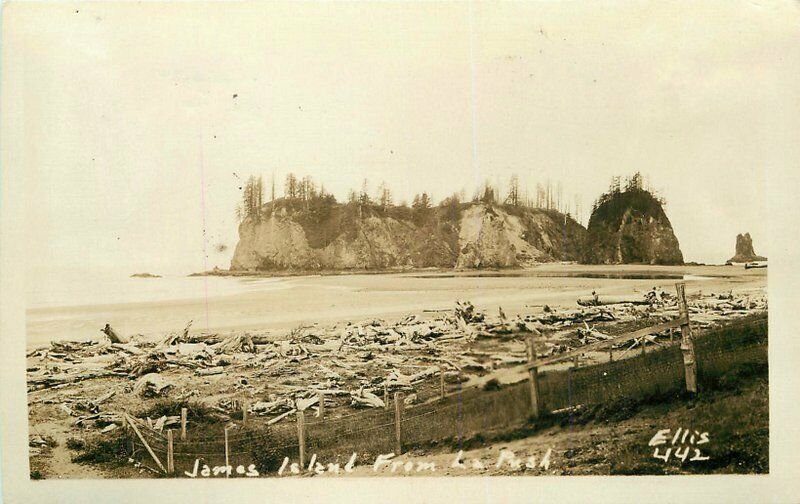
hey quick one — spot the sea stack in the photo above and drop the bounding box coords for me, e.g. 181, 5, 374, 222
727, 233, 767, 263
581, 175, 683, 265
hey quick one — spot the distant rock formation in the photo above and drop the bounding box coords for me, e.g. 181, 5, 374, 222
230, 201, 586, 272
727, 233, 767, 263
581, 187, 683, 265
130, 272, 161, 278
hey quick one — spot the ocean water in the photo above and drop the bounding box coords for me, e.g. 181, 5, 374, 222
25, 269, 296, 346
26, 270, 288, 310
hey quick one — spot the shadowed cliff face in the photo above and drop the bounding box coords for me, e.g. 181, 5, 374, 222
727, 233, 767, 263
230, 201, 586, 271
581, 189, 683, 265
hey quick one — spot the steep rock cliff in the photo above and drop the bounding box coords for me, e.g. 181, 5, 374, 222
581, 189, 683, 265
230, 201, 586, 271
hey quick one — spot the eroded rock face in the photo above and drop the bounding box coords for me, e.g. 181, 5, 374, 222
230, 202, 587, 271
230, 213, 316, 270
581, 189, 683, 265
727, 233, 767, 263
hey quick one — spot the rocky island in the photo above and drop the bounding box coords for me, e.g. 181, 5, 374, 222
581, 174, 683, 265
230, 191, 586, 272
727, 233, 767, 264
218, 173, 689, 274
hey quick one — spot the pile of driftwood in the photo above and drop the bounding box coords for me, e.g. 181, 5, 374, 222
27, 288, 767, 430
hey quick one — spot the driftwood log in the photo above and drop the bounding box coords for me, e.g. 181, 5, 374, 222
101, 324, 129, 344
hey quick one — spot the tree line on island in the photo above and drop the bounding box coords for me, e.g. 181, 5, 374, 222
229, 170, 680, 269
590, 172, 665, 215
236, 172, 596, 225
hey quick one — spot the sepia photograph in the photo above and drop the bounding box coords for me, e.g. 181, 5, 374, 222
2, 0, 799, 501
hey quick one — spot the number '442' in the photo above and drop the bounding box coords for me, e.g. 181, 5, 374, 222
652, 446, 709, 463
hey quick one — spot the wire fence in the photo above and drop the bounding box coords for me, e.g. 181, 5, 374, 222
128, 313, 767, 477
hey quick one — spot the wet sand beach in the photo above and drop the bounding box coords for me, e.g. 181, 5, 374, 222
27, 264, 766, 347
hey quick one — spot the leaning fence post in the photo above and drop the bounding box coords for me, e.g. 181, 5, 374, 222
125, 413, 166, 473
527, 334, 541, 418
180, 408, 187, 441
394, 392, 404, 455
167, 430, 174, 475
296, 410, 306, 468
676, 283, 698, 393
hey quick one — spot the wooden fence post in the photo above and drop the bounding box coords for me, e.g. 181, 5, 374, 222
439, 366, 445, 400
242, 401, 249, 427
180, 408, 187, 441
641, 337, 647, 355
167, 430, 174, 475
125, 413, 166, 474
224, 427, 230, 478
527, 334, 541, 418
317, 392, 325, 420
394, 392, 403, 455
384, 383, 389, 410
296, 410, 306, 468
123, 413, 134, 457
608, 347, 614, 362
675, 283, 698, 393
573, 354, 579, 368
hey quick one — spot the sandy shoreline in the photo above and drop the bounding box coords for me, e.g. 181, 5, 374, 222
25, 264, 767, 479
26, 264, 766, 348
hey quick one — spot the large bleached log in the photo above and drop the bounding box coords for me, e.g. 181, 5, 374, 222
577, 295, 649, 307
111, 343, 144, 355
251, 399, 287, 416
133, 373, 173, 397
350, 388, 385, 408
196, 366, 224, 376
267, 409, 296, 425
295, 395, 319, 411
577, 322, 612, 343
27, 370, 124, 391
101, 324, 129, 344
408, 366, 439, 383
27, 347, 48, 358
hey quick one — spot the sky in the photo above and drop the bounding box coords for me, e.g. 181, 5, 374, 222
4, 0, 798, 278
